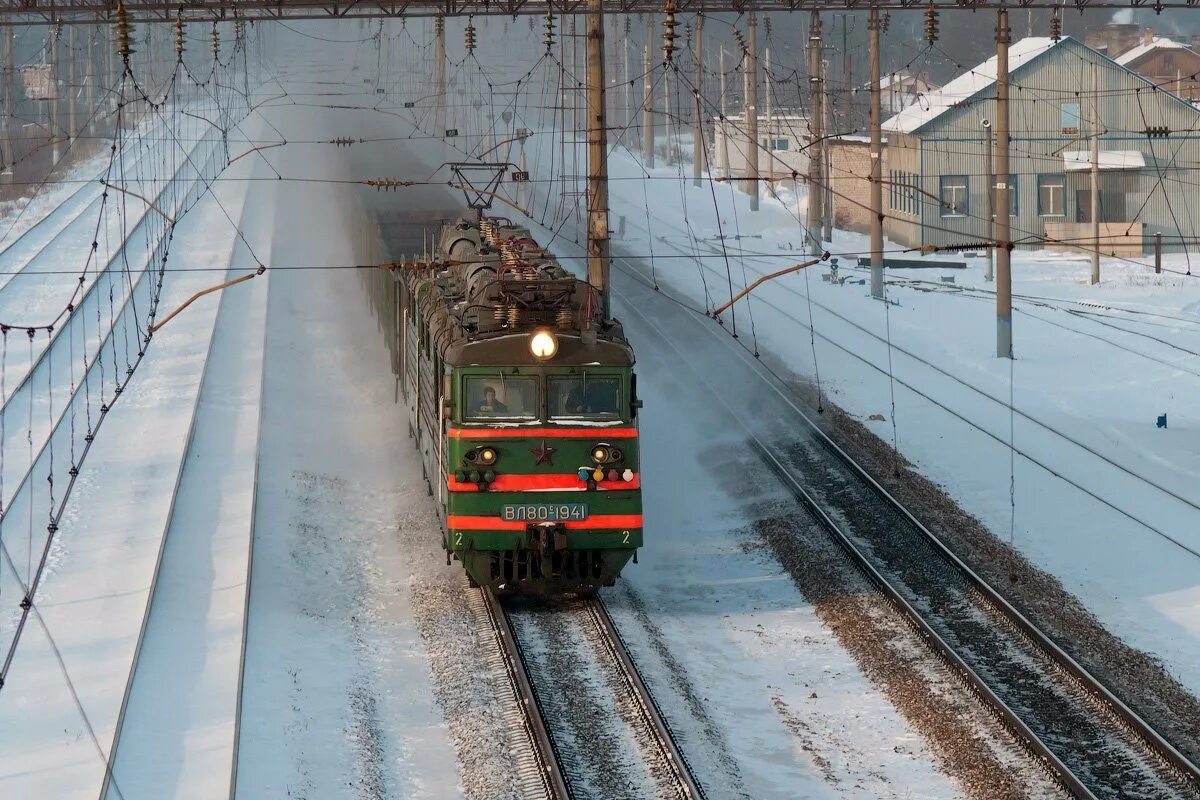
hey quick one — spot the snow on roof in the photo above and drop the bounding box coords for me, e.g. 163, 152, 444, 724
883, 37, 1059, 135
1063, 149, 1146, 171
1115, 36, 1194, 67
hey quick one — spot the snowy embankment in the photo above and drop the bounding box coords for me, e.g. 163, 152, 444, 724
518, 126, 1200, 699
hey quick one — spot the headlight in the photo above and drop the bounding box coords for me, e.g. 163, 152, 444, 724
465, 446, 499, 466
591, 445, 611, 464
530, 329, 558, 359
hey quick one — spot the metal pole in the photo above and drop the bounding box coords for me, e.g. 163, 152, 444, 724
663, 52, 671, 163
995, 8, 1012, 359
806, 10, 823, 254
764, 46, 772, 166
692, 13, 703, 186
1155, 232, 1162, 273
985, 125, 994, 281
50, 25, 60, 164
719, 45, 729, 178
842, 14, 852, 120
869, 7, 884, 298
746, 11, 758, 210
434, 15, 446, 136
86, 24, 95, 133
1090, 61, 1100, 285
585, 0, 610, 320
642, 15, 654, 167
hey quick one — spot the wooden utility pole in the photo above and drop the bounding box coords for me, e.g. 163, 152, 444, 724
434, 15, 446, 136
585, 0, 610, 319
746, 11, 759, 211
995, 8, 1012, 359
806, 10, 823, 254
692, 13, 703, 186
868, 7, 883, 298
1090, 61, 1100, 285
642, 16, 654, 167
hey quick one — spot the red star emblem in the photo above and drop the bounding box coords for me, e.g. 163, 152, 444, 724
530, 440, 557, 465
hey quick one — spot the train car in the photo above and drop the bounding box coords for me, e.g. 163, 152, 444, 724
369, 213, 642, 594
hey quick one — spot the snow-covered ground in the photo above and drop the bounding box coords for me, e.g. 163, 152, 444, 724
492, 86, 1200, 697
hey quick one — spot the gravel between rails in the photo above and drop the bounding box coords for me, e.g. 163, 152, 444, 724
506, 600, 686, 800
769, 422, 1200, 800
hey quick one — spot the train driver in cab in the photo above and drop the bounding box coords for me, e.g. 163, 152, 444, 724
478, 386, 508, 414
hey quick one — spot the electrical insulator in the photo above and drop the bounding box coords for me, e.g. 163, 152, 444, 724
764, 15, 772, 39
624, 17, 632, 36
924, 4, 938, 45
1050, 10, 1062, 43
114, 4, 135, 61
465, 16, 476, 54
662, 0, 678, 63
211, 22, 220, 59
528, 17, 534, 32
543, 10, 555, 52
435, 15, 444, 37
175, 17, 185, 59
684, 22, 692, 51
882, 12, 891, 33
732, 28, 747, 57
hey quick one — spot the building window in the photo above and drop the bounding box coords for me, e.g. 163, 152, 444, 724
1007, 173, 1018, 216
1037, 173, 1067, 217
775, 138, 789, 151
1061, 102, 1081, 135
940, 175, 968, 217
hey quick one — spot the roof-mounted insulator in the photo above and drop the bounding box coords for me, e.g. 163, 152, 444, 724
465, 16, 476, 54
924, 4, 938, 45
114, 4, 135, 62
662, 0, 678, 63
543, 9, 555, 52
1050, 9, 1062, 42
175, 17, 185, 60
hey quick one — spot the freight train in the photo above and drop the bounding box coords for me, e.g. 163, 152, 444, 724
367, 213, 642, 594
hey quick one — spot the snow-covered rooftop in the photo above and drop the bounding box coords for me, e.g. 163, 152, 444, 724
882, 37, 1058, 135
1115, 36, 1195, 67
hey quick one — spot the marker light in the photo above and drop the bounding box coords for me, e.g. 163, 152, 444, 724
622, 469, 634, 482
592, 467, 605, 481
578, 468, 592, 481
530, 329, 559, 359
478, 447, 498, 465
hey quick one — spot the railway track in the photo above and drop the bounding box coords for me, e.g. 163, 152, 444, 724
608, 264, 1200, 800
479, 590, 705, 800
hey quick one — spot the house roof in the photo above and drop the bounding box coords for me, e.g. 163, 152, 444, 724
883, 37, 1059, 135
1115, 36, 1196, 67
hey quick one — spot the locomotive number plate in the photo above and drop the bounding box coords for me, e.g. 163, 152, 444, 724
501, 503, 589, 522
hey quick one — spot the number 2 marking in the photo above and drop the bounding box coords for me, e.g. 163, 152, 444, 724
622, 530, 630, 544
454, 531, 463, 547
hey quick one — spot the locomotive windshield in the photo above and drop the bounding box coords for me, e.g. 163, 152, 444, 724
465, 376, 538, 421
547, 376, 621, 419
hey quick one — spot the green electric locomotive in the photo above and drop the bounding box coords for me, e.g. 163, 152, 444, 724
382, 214, 642, 594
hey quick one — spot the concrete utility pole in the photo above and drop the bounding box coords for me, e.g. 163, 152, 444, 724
663, 54, 671, 163
434, 16, 446, 136
67, 25, 76, 144
642, 16, 654, 167
2, 26, 12, 180
842, 14, 852, 121
585, 0, 610, 319
995, 8, 1012, 359
622, 26, 630, 132
764, 46, 772, 167
86, 25, 96, 134
745, 12, 759, 211
806, 10, 823, 254
719, 45, 729, 178
1090, 61, 1100, 285
692, 13, 703, 186
822, 69, 833, 242
869, 7, 884, 298
984, 121, 994, 281
50, 25, 60, 164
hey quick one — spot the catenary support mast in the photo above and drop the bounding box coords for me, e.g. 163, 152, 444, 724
869, 6, 883, 299
995, 8, 1012, 359
586, 0, 611, 319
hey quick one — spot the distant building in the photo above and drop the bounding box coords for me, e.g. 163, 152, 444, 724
877, 71, 939, 115
882, 36, 1200, 254
713, 113, 811, 182
1113, 33, 1200, 102
828, 136, 887, 235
